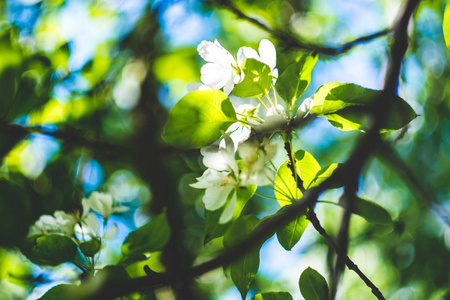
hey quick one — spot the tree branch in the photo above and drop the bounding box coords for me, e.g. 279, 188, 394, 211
211, 0, 390, 56
376, 141, 450, 226
307, 210, 386, 300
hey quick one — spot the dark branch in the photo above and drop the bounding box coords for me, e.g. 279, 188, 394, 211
376, 141, 450, 226
307, 210, 386, 300
211, 0, 390, 56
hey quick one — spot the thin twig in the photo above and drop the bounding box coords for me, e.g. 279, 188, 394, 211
212, 0, 391, 56
376, 141, 450, 226
307, 210, 386, 300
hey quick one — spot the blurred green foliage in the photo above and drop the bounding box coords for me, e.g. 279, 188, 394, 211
0, 0, 447, 300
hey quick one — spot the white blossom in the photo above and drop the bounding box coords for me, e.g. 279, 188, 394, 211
252, 104, 290, 132
238, 138, 277, 186
30, 210, 77, 236
85, 191, 128, 221
190, 134, 240, 222
197, 40, 240, 95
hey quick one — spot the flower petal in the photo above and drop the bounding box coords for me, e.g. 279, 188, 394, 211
200, 63, 232, 90
258, 39, 277, 70
237, 46, 260, 66
197, 40, 236, 67
203, 185, 233, 211
219, 190, 237, 224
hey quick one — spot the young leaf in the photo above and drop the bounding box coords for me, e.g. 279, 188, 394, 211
204, 207, 230, 244
39, 284, 84, 300
308, 163, 344, 189
233, 58, 273, 98
252, 291, 293, 300
310, 83, 416, 132
121, 212, 171, 257
274, 150, 321, 207
79, 239, 101, 257
162, 90, 237, 149
276, 54, 318, 111
276, 206, 309, 250
223, 215, 261, 300
299, 267, 330, 300
21, 235, 78, 266
444, 1, 450, 48
338, 197, 392, 225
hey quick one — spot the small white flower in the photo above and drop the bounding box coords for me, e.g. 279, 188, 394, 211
238, 138, 277, 186
190, 169, 238, 211
30, 211, 77, 236
85, 192, 128, 221
191, 134, 240, 222
253, 104, 290, 132
197, 40, 240, 95
200, 133, 239, 176
296, 97, 314, 119
220, 104, 260, 150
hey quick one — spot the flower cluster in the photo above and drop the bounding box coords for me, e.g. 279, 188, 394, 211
29, 191, 127, 241
195, 39, 312, 138
191, 134, 276, 223
190, 39, 314, 223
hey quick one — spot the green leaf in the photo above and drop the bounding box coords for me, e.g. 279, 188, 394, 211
204, 207, 230, 244
162, 90, 237, 149
276, 206, 309, 250
0, 179, 31, 247
444, 1, 450, 48
96, 265, 130, 281
299, 267, 330, 300
276, 54, 318, 110
117, 253, 148, 267
39, 284, 84, 300
338, 197, 392, 225
21, 235, 78, 266
252, 292, 293, 300
310, 83, 416, 132
308, 163, 344, 189
121, 212, 171, 257
274, 150, 321, 207
233, 58, 273, 98
223, 215, 261, 300
79, 239, 101, 257
204, 185, 256, 244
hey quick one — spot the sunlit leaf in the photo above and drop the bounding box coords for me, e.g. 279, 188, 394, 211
276, 206, 309, 250
223, 215, 261, 300
39, 284, 84, 300
444, 1, 450, 48
252, 291, 293, 300
310, 83, 417, 132
338, 197, 392, 225
233, 58, 273, 98
204, 207, 230, 245
162, 90, 237, 149
21, 235, 77, 266
121, 212, 171, 257
299, 267, 329, 300
276, 54, 318, 111
308, 163, 344, 189
274, 150, 321, 206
